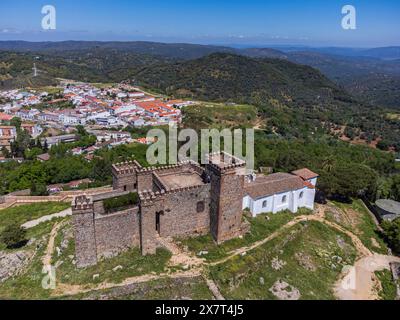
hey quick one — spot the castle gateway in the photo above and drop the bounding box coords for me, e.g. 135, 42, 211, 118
72, 152, 317, 268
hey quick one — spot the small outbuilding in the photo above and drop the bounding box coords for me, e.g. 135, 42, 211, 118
375, 199, 400, 222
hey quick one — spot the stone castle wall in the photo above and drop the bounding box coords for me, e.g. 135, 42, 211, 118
72, 197, 97, 268
157, 184, 211, 238
72, 194, 140, 267
73, 153, 249, 266
94, 207, 140, 259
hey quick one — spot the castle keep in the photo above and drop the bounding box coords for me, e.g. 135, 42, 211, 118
72, 152, 250, 268
72, 152, 318, 268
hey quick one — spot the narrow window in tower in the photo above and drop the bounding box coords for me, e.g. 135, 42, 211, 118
197, 201, 205, 213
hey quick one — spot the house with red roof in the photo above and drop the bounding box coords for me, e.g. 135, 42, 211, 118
135, 100, 181, 122
242, 169, 318, 216
0, 112, 13, 122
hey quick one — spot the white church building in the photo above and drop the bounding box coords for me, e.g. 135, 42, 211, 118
242, 168, 318, 217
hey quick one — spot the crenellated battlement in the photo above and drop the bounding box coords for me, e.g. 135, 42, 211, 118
206, 151, 246, 174
112, 160, 142, 175
72, 194, 94, 211
138, 182, 209, 204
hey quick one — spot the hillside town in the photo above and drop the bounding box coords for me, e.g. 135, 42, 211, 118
0, 82, 193, 160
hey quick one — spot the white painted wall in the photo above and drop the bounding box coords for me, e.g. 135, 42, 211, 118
243, 187, 316, 217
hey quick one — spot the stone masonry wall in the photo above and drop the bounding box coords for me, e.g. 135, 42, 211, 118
72, 205, 98, 268
158, 184, 211, 238
206, 164, 246, 243
94, 207, 140, 259
137, 171, 154, 192
216, 171, 245, 242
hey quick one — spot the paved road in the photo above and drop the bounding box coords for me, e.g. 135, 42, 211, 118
21, 208, 72, 229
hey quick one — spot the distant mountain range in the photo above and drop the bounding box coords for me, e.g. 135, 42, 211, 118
0, 42, 399, 149
1, 41, 400, 60
0, 40, 399, 109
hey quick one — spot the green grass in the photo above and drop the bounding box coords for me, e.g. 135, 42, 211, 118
0, 220, 58, 299
178, 209, 311, 262
63, 276, 214, 300
208, 220, 357, 300
386, 113, 400, 121
0, 202, 70, 251
330, 199, 388, 254
0, 202, 70, 231
375, 270, 398, 300
182, 103, 258, 129
53, 223, 172, 286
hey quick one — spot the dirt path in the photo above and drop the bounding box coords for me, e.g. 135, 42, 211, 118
42, 221, 65, 266
209, 204, 371, 267
41, 203, 394, 300
53, 269, 203, 297
157, 236, 204, 268
204, 278, 225, 300
208, 215, 310, 266
22, 208, 72, 229
334, 254, 400, 300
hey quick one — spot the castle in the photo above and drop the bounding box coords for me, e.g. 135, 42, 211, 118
72, 152, 318, 268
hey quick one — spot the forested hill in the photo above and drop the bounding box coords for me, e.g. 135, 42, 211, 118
134, 52, 352, 107
0, 40, 235, 60
135, 53, 399, 149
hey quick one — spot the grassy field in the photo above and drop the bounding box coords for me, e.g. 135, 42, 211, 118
0, 202, 70, 251
177, 209, 312, 262
52, 222, 172, 286
386, 113, 400, 121
67, 277, 214, 300
208, 221, 357, 300
0, 202, 70, 231
0, 219, 62, 299
34, 86, 63, 95
327, 199, 388, 254
375, 269, 398, 300
182, 103, 258, 130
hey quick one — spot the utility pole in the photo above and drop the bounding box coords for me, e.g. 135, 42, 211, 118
33, 63, 38, 77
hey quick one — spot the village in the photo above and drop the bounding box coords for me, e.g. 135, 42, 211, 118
0, 81, 193, 164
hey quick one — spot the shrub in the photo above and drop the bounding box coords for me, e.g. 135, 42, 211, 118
0, 223, 27, 249
30, 181, 49, 196
381, 218, 400, 254
103, 192, 139, 213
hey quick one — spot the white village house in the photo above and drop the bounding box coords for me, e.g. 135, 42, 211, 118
242, 168, 318, 216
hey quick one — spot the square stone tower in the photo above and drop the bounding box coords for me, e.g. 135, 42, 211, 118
71, 195, 97, 268
206, 152, 247, 243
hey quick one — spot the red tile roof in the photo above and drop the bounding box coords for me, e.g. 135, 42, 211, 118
244, 173, 305, 199
291, 168, 319, 180
0, 113, 12, 121
135, 100, 178, 116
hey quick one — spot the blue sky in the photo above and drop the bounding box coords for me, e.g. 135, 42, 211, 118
0, 0, 399, 47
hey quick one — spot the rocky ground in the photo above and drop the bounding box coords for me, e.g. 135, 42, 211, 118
0, 250, 34, 283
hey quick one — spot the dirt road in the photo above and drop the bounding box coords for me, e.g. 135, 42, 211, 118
335, 254, 400, 300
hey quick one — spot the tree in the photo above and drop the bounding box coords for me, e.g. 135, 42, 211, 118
10, 117, 22, 130
91, 157, 111, 182
381, 218, 400, 254
43, 139, 49, 152
76, 125, 88, 137
391, 175, 400, 202
319, 163, 378, 200
30, 181, 48, 196
0, 223, 27, 249
377, 140, 391, 151
1, 146, 10, 158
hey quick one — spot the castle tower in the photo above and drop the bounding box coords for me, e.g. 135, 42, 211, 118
112, 160, 141, 192
206, 152, 247, 243
72, 195, 97, 267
